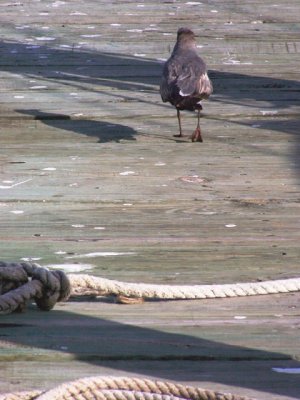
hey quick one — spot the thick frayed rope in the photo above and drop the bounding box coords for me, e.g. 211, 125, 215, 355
0, 262, 70, 314
1, 261, 300, 314
69, 273, 300, 300
0, 375, 254, 400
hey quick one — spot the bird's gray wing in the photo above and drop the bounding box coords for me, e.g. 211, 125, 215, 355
160, 72, 170, 102
160, 60, 178, 102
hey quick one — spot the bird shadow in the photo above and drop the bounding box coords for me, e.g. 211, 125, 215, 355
15, 109, 137, 143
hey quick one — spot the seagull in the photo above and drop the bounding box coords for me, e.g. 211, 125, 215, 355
160, 27, 213, 142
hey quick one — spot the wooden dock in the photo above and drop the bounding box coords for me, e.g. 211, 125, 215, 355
0, 0, 300, 398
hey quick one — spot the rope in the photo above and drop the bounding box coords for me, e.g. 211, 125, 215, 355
0, 262, 70, 314
0, 261, 300, 314
0, 375, 254, 400
69, 273, 300, 300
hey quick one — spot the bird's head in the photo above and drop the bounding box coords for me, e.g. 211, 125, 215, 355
177, 27, 197, 42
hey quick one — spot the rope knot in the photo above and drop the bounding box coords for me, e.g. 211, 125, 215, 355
0, 262, 71, 314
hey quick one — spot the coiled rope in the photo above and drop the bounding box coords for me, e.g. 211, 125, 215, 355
0, 261, 300, 314
0, 375, 254, 400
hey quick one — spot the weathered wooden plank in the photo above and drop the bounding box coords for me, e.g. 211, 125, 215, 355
0, 0, 300, 399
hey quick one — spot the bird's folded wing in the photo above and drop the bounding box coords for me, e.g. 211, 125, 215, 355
177, 63, 213, 98
159, 72, 171, 102
160, 59, 213, 102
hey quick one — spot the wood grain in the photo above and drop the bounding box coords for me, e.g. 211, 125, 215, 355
0, 1, 299, 399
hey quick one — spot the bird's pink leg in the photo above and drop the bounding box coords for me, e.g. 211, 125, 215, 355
191, 109, 203, 142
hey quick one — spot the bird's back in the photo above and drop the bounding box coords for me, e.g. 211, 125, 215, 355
160, 43, 212, 110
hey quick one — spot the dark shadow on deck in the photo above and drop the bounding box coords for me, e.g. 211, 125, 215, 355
1, 305, 300, 398
1, 39, 300, 109
1, 39, 299, 171
0, 40, 160, 96
16, 109, 137, 143
209, 70, 300, 109
1, 40, 299, 125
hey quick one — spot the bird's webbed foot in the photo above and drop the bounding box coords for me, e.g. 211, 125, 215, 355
191, 127, 203, 142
